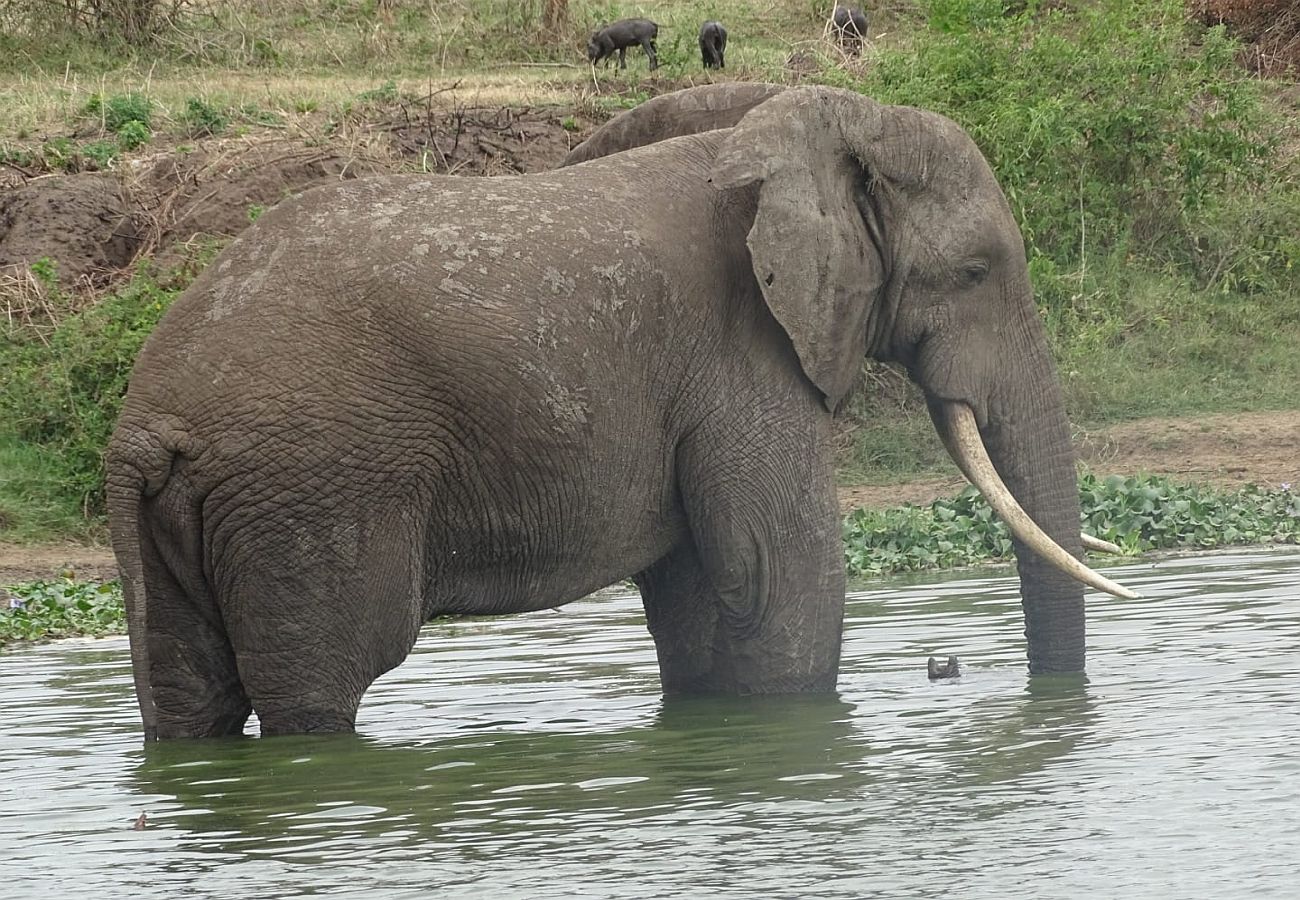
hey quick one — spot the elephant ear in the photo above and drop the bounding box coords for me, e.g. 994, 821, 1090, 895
711, 87, 889, 409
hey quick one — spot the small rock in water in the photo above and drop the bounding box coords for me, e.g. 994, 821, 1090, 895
927, 655, 960, 680
131, 811, 147, 830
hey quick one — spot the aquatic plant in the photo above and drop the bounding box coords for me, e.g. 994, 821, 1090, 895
0, 578, 124, 647
3, 476, 1295, 644
843, 475, 1300, 578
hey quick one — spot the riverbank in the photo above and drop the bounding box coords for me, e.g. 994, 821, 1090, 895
3, 408, 1296, 587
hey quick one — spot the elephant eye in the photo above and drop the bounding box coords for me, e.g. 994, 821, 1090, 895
959, 260, 989, 286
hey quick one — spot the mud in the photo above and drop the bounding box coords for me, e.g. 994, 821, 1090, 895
0, 175, 142, 282
1199, 0, 1300, 75
0, 105, 591, 285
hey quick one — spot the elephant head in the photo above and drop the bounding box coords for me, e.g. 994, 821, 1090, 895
714, 87, 1133, 671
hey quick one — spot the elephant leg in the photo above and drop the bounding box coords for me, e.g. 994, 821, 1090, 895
218, 518, 426, 735
141, 483, 252, 739
142, 546, 252, 739
642, 418, 846, 694
634, 543, 722, 692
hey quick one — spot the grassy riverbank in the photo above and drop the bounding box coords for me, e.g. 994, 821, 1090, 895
4, 473, 1296, 647
1, 0, 1297, 544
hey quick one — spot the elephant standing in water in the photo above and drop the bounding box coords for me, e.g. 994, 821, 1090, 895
109, 85, 1134, 739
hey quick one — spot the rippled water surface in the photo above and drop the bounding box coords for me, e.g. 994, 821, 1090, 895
2, 549, 1299, 898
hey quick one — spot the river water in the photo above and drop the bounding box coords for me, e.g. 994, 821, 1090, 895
2, 549, 1298, 898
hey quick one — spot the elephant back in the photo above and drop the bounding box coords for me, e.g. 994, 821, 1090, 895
562, 83, 787, 166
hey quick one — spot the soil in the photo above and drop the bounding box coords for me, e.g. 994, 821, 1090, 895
0, 174, 141, 282
3, 409, 1296, 586
0, 102, 595, 286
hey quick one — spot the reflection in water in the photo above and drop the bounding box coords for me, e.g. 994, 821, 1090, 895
2, 549, 1299, 898
135, 695, 864, 854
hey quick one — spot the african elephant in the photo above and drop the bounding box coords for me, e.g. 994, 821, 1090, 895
561, 82, 786, 166
108, 85, 1134, 740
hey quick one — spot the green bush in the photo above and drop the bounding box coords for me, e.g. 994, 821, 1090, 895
114, 119, 151, 150
841, 0, 1296, 298
843, 475, 1300, 577
84, 92, 153, 132
179, 96, 229, 137
0, 263, 199, 514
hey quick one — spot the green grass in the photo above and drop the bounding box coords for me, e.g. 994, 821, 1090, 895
0, 435, 103, 542
1, 258, 205, 524
0, 0, 832, 139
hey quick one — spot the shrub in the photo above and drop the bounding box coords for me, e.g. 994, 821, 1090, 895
0, 261, 202, 514
0, 579, 124, 647
179, 96, 228, 136
114, 119, 151, 150
84, 91, 153, 132
841, 0, 1294, 298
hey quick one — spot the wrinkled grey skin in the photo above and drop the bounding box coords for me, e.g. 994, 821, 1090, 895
562, 83, 786, 167
587, 18, 659, 70
699, 21, 727, 69
109, 86, 1087, 741
832, 5, 869, 54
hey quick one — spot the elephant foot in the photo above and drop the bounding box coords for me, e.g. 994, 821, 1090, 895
927, 655, 961, 680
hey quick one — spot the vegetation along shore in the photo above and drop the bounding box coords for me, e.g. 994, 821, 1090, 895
2, 1, 1297, 643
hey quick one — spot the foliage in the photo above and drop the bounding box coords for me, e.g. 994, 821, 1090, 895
0, 260, 202, 516
114, 118, 151, 149
843, 475, 1300, 577
1078, 473, 1300, 552
356, 79, 399, 104
0, 579, 124, 647
842, 0, 1299, 300
5, 472, 1295, 644
179, 96, 228, 136
0, 0, 185, 45
84, 91, 153, 131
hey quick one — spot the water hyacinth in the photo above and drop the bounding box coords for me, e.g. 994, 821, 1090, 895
0, 579, 124, 646
843, 475, 1300, 579
2, 476, 1297, 643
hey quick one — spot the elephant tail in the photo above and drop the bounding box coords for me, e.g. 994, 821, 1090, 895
106, 416, 206, 742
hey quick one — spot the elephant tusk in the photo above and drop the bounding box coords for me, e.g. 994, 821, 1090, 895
938, 421, 1125, 557
944, 403, 1140, 600
1081, 533, 1123, 555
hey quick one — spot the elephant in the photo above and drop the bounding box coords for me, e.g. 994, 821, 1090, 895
560, 82, 787, 167
108, 84, 1135, 740
562, 83, 1125, 573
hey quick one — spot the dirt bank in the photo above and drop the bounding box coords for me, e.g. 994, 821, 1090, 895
1, 102, 595, 287
3, 409, 1295, 585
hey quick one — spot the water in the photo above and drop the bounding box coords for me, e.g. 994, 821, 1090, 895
2, 549, 1298, 898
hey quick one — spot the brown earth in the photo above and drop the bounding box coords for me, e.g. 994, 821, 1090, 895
1, 102, 595, 286
837, 410, 1300, 512
3, 409, 1296, 586
1195, 0, 1300, 76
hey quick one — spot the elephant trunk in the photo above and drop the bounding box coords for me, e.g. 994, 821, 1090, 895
928, 357, 1104, 673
